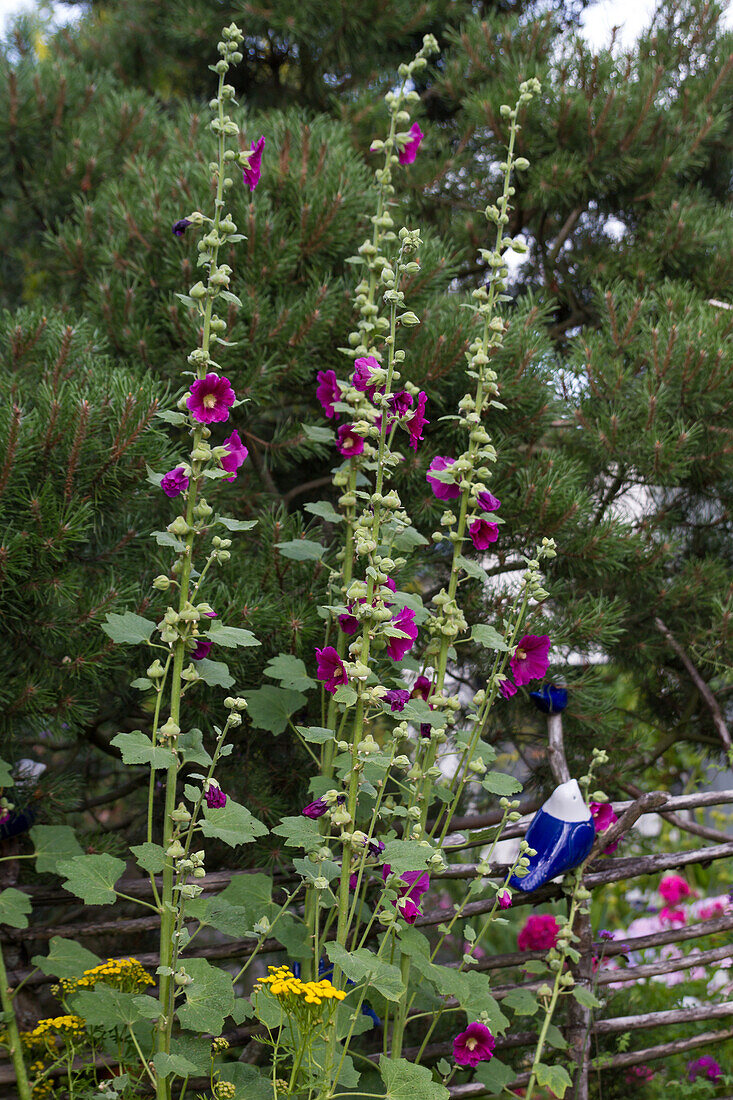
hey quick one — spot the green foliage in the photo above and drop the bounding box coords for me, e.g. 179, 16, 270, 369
57, 852, 126, 905
380, 1056, 450, 1100
0, 888, 32, 929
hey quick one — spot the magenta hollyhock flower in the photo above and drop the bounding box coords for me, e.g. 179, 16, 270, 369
191, 639, 213, 661
659, 874, 692, 905
383, 865, 429, 922
205, 785, 227, 809
518, 914, 559, 952
453, 1022, 495, 1068
386, 607, 418, 661
398, 122, 424, 166
352, 355, 379, 398
187, 373, 236, 424
161, 466, 189, 498
469, 517, 499, 550
384, 577, 397, 593
315, 646, 348, 694
499, 677, 517, 699
477, 490, 501, 512
411, 675, 433, 701
316, 369, 341, 419
625, 1065, 654, 1083
591, 801, 620, 853
366, 837, 385, 858
406, 391, 429, 451
510, 634, 551, 687
242, 135, 265, 191
385, 688, 410, 712
336, 425, 365, 458
389, 390, 413, 417
659, 906, 686, 926
426, 455, 461, 500
172, 218, 192, 237
688, 1056, 722, 1082
497, 889, 512, 909
338, 609, 360, 635
220, 429, 248, 481
302, 793, 345, 819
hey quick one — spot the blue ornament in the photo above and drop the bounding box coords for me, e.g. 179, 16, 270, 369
529, 685, 568, 715
0, 807, 36, 841
510, 779, 595, 892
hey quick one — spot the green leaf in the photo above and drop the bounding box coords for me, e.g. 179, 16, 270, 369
200, 798, 268, 848
546, 1022, 568, 1050
131, 677, 153, 690
475, 1058, 516, 1094
471, 624, 508, 651
155, 1035, 214, 1075
31, 825, 84, 874
72, 986, 159, 1027
100, 611, 156, 645
219, 290, 243, 307
380, 840, 434, 876
380, 1057, 449, 1099
195, 658, 234, 688
572, 985, 602, 1008
178, 728, 213, 767
176, 957, 235, 1034
33, 937, 101, 979
152, 1051, 202, 1079
296, 725, 334, 744
0, 758, 13, 786
111, 731, 177, 769
535, 1063, 573, 1097
247, 686, 307, 734
392, 527, 429, 550
265, 654, 316, 692
521, 959, 547, 974
502, 987, 539, 1016
217, 516, 258, 531
271, 815, 322, 853
457, 555, 489, 583
150, 530, 185, 551
155, 409, 187, 426
326, 944, 405, 1002
206, 624, 260, 648
0, 888, 31, 929
482, 772, 523, 796
186, 896, 255, 939
333, 684, 357, 706
277, 538, 326, 561
218, 1064, 272, 1099
302, 424, 334, 443
131, 843, 166, 875
57, 853, 126, 906
304, 500, 343, 524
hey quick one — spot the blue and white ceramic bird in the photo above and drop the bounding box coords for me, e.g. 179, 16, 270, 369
510, 779, 595, 892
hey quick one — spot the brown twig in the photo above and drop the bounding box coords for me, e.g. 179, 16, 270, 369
654, 616, 731, 749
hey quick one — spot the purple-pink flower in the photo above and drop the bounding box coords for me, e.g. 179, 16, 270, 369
302, 793, 345, 819
191, 638, 213, 661
518, 914, 559, 952
499, 677, 517, 699
172, 218, 192, 237
315, 646, 348, 694
477, 490, 501, 512
205, 784, 227, 809
411, 675, 432, 701
510, 634, 551, 687
316, 369, 341, 419
453, 1022, 495, 1068
426, 456, 461, 500
406, 391, 429, 451
688, 1056, 722, 1083
659, 874, 693, 905
161, 466, 189, 498
383, 866, 430, 923
591, 801, 621, 854
221, 429, 248, 481
625, 1065, 654, 1083
336, 425, 365, 458
352, 356, 379, 398
386, 607, 418, 661
398, 122, 424, 166
187, 373, 236, 424
497, 889, 512, 909
385, 688, 410, 712
389, 390, 413, 417
242, 135, 265, 191
469, 517, 499, 550
338, 609, 360, 635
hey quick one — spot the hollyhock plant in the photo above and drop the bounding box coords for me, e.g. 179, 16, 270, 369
172, 218, 192, 237
659, 874, 692, 905
315, 646, 348, 694
453, 1022, 495, 1068
497, 889, 512, 909
302, 793, 345, 819
161, 466, 189, 498
405, 391, 429, 450
352, 355, 379, 397
426, 455, 461, 500
510, 634, 551, 687
389, 390, 413, 418
688, 1055, 722, 1082
383, 866, 430, 923
518, 914, 559, 952
386, 607, 418, 661
187, 373, 236, 424
398, 122, 424, 165
499, 677, 517, 699
385, 688, 410, 712
336, 425, 365, 458
469, 516, 499, 549
242, 134, 265, 191
477, 489, 501, 512
591, 801, 620, 854
412, 675, 432, 701
221, 429, 248, 480
316, 369, 341, 419
191, 638, 212, 661
204, 784, 227, 809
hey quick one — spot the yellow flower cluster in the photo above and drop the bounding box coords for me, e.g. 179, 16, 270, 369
258, 966, 346, 1006
30, 1060, 53, 1100
24, 1016, 86, 1045
59, 957, 154, 994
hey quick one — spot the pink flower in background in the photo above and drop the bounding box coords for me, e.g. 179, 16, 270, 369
191, 639, 212, 661
406, 391, 429, 450
242, 135, 265, 191
161, 466, 189, 498
221, 429, 248, 480
659, 906, 686, 926
518, 914, 559, 952
497, 889, 512, 909
204, 785, 227, 809
625, 1065, 654, 1083
659, 874, 692, 905
316, 369, 341, 419
398, 122, 424, 165
352, 356, 379, 398
688, 1055, 722, 1082
187, 373, 235, 424
499, 678, 517, 699
510, 634, 551, 686
477, 490, 501, 512
426, 456, 461, 500
698, 898, 727, 920
469, 517, 499, 549
453, 1022, 495, 1067
315, 646, 348, 694
336, 425, 365, 458
386, 607, 418, 661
